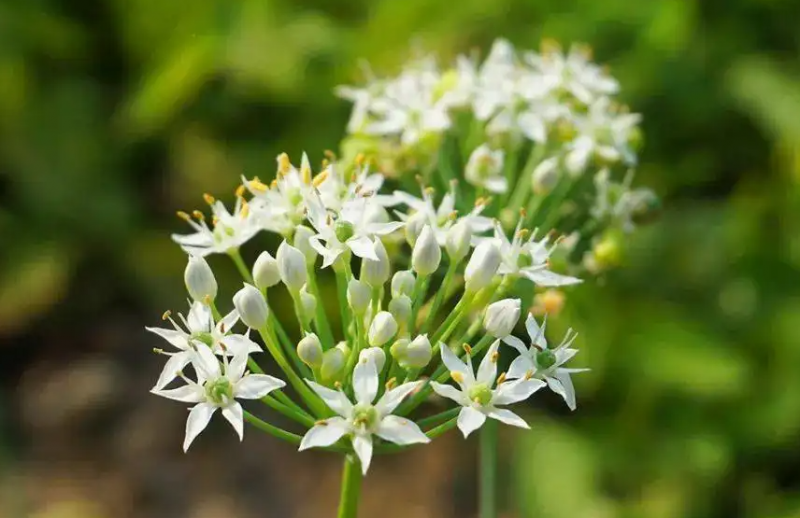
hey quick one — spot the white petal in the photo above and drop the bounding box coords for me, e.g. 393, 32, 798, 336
217, 309, 240, 334
457, 407, 487, 438
487, 408, 529, 429
306, 380, 353, 417
152, 383, 205, 403
484, 177, 508, 194
506, 355, 535, 380
353, 434, 374, 475
219, 334, 261, 356
352, 359, 379, 405
235, 374, 286, 399
476, 340, 500, 385
525, 314, 548, 349
440, 344, 474, 386
375, 381, 424, 415
376, 416, 431, 445
430, 381, 467, 406
523, 269, 583, 287
545, 375, 568, 404
191, 344, 221, 381
299, 417, 349, 450
366, 221, 405, 235
222, 402, 244, 441
152, 351, 192, 390
183, 403, 216, 452
146, 327, 189, 350
555, 370, 577, 410
226, 351, 249, 383
187, 301, 214, 332
492, 378, 546, 406
348, 235, 379, 260
502, 335, 528, 355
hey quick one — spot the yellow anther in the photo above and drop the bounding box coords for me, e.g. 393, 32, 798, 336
497, 372, 507, 385
385, 377, 397, 390
219, 322, 226, 334
355, 153, 365, 167
211, 215, 220, 227
176, 211, 191, 222
240, 199, 250, 219
270, 179, 278, 189
462, 343, 473, 356
249, 178, 268, 193
161, 310, 172, 321
277, 152, 291, 174
334, 381, 343, 389
235, 185, 246, 198
152, 348, 166, 355
192, 210, 205, 221
203, 193, 216, 205
448, 211, 458, 221
424, 186, 435, 196
321, 158, 330, 169
524, 370, 534, 380
313, 170, 329, 187
315, 419, 328, 426
451, 371, 464, 384
519, 207, 527, 218
324, 149, 336, 160
301, 163, 312, 185
516, 228, 530, 240
203, 294, 213, 306
490, 351, 499, 363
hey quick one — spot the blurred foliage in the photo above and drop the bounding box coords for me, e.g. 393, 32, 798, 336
1, 0, 800, 517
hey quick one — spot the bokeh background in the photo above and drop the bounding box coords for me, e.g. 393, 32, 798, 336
2, 0, 800, 517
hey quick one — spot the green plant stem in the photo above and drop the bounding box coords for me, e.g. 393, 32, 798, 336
411, 273, 431, 329
421, 260, 458, 334
337, 454, 363, 518
480, 420, 499, 518
243, 411, 304, 445
417, 407, 461, 429
306, 265, 335, 348
507, 145, 547, 217
245, 357, 313, 419
334, 265, 351, 342
228, 248, 254, 284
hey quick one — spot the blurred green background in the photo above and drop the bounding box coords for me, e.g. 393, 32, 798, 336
2, 0, 800, 517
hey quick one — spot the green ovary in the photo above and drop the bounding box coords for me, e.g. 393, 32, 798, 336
205, 378, 233, 405
468, 383, 493, 406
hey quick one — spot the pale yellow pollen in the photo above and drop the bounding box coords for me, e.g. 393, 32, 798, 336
277, 152, 291, 174
321, 158, 330, 169
334, 381, 343, 389
385, 377, 397, 390
524, 370, 534, 381
462, 343, 473, 356
448, 211, 458, 221
249, 178, 268, 192
451, 371, 464, 384
240, 199, 250, 219
161, 310, 172, 320
203, 193, 216, 205
324, 149, 336, 160
315, 419, 328, 426
211, 215, 220, 227
203, 294, 213, 306
176, 211, 191, 222
497, 372, 507, 385
270, 179, 278, 189
424, 186, 435, 196
355, 153, 365, 168
192, 210, 205, 221
301, 164, 312, 185
490, 351, 499, 363
235, 185, 246, 198
516, 228, 529, 240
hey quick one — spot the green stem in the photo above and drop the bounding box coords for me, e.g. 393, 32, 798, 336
411, 273, 431, 330
337, 454, 363, 518
246, 357, 313, 420
507, 145, 547, 216
306, 265, 336, 348
417, 407, 461, 429
228, 248, 254, 284
421, 260, 458, 334
243, 411, 304, 445
480, 420, 499, 518
334, 264, 352, 342
260, 393, 316, 427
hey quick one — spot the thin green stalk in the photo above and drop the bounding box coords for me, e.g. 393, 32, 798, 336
228, 248, 254, 284
244, 410, 304, 445
417, 407, 461, 429
337, 454, 363, 518
480, 420, 499, 518
499, 140, 522, 208
306, 265, 335, 348
507, 145, 547, 216
411, 273, 431, 329
334, 266, 351, 341
421, 260, 458, 334
246, 357, 313, 420
260, 393, 316, 427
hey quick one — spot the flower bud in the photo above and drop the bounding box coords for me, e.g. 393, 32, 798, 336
465, 144, 505, 191
297, 333, 323, 368
446, 219, 472, 262
368, 311, 398, 347
402, 334, 433, 369
405, 212, 427, 247
232, 283, 269, 329
465, 240, 502, 293
483, 298, 521, 338
299, 285, 317, 324
347, 278, 371, 315
412, 225, 441, 276
277, 241, 307, 292
359, 347, 386, 373
391, 270, 416, 298
335, 341, 351, 357
320, 348, 346, 382
532, 157, 560, 195
184, 256, 217, 303
388, 295, 412, 327
360, 238, 390, 287
253, 251, 280, 290
293, 225, 318, 264
390, 338, 409, 362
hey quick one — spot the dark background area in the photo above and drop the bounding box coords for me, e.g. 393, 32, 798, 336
2, 0, 800, 516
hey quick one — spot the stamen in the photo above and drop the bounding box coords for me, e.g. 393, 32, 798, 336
277, 153, 291, 174
176, 211, 191, 222
355, 153, 365, 168
490, 351, 499, 363
385, 377, 397, 390
334, 381, 343, 389
249, 178, 268, 192
519, 207, 527, 218
240, 199, 250, 219
161, 310, 172, 320
203, 193, 216, 205
235, 185, 246, 198
462, 343, 473, 356
203, 294, 213, 306
451, 371, 464, 383
497, 372, 507, 385
192, 210, 205, 221
324, 149, 336, 160
315, 419, 328, 426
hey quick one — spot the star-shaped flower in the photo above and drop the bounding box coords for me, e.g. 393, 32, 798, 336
152, 344, 285, 451
172, 195, 261, 257
431, 341, 545, 437
503, 314, 588, 410
299, 358, 430, 474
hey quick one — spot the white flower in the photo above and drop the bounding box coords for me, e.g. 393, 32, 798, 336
564, 97, 640, 174
491, 220, 582, 287
293, 225, 319, 264
147, 302, 259, 390
464, 240, 502, 293
172, 196, 261, 257
232, 283, 269, 329
392, 334, 433, 369
184, 255, 218, 303
412, 225, 442, 276
391, 270, 416, 298
276, 241, 307, 292
320, 347, 346, 382
314, 161, 392, 212
368, 311, 398, 347
590, 169, 656, 233
388, 295, 412, 327
430, 341, 545, 437
152, 344, 285, 451
253, 251, 281, 289
465, 145, 507, 193
306, 194, 404, 268
300, 359, 430, 474
394, 182, 493, 246
503, 314, 588, 410
483, 298, 521, 338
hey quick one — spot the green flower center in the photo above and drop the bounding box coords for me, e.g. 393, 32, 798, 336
467, 383, 493, 406
352, 404, 379, 430
536, 349, 557, 370
205, 378, 233, 405
191, 332, 215, 347
288, 188, 304, 207
517, 253, 533, 269
334, 220, 355, 242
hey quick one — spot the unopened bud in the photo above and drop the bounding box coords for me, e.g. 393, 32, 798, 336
297, 333, 323, 368
389, 338, 410, 362
359, 347, 386, 373
483, 298, 521, 338
277, 241, 307, 292
321, 348, 346, 382
388, 295, 413, 327
299, 286, 317, 324
405, 212, 427, 247
445, 219, 472, 262
253, 251, 280, 290
391, 270, 416, 298
531, 157, 560, 195
184, 256, 217, 303
347, 278, 371, 315
412, 225, 441, 276
232, 283, 269, 329
465, 241, 502, 293
402, 334, 433, 369
368, 311, 398, 347
361, 238, 390, 287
